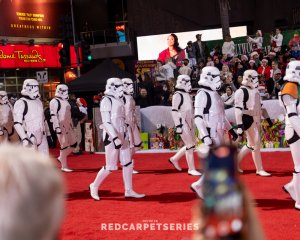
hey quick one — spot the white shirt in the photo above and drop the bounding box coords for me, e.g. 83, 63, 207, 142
271, 33, 283, 47
222, 41, 235, 57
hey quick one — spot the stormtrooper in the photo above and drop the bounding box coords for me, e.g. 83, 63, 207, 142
0, 91, 19, 143
235, 70, 271, 177
169, 74, 201, 176
89, 78, 145, 200
50, 84, 77, 172
279, 60, 300, 210
190, 66, 238, 198
122, 78, 142, 174
13, 79, 49, 155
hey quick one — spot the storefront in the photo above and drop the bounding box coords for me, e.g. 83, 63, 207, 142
0, 43, 78, 100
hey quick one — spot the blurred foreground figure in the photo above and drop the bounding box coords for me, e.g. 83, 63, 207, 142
0, 144, 64, 240
279, 60, 300, 210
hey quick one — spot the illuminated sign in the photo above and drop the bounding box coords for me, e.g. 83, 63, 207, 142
0, 44, 78, 68
0, 0, 69, 38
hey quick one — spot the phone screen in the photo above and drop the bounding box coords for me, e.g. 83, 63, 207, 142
202, 146, 243, 239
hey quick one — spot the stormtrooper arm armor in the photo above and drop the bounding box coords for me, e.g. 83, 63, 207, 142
100, 97, 120, 145
194, 91, 211, 144
49, 99, 61, 134
282, 94, 300, 136
171, 93, 183, 134
234, 89, 245, 135
13, 100, 30, 142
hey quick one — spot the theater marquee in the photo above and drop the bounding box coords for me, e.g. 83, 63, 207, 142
0, 0, 69, 38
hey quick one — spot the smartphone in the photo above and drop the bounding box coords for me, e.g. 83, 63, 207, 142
202, 145, 244, 240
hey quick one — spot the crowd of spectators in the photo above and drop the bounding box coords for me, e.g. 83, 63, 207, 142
133, 29, 300, 109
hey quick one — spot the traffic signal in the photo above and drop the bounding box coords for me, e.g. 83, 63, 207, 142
58, 41, 71, 67
81, 41, 92, 64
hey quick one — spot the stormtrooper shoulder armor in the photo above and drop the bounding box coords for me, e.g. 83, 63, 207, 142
100, 96, 113, 112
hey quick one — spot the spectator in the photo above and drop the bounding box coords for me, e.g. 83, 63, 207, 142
247, 30, 263, 53
135, 88, 152, 108
270, 61, 280, 79
193, 33, 208, 64
206, 56, 214, 66
213, 56, 223, 70
158, 33, 186, 67
0, 143, 64, 240
185, 41, 197, 68
288, 32, 300, 48
224, 73, 237, 92
221, 86, 235, 109
270, 28, 283, 53
273, 69, 284, 98
210, 45, 222, 59
178, 59, 192, 76
241, 55, 249, 68
290, 44, 300, 60
92, 95, 101, 107
235, 75, 243, 88
220, 64, 231, 81
257, 58, 272, 95
258, 75, 269, 99
248, 59, 257, 70
68, 94, 87, 155
222, 35, 235, 60
250, 51, 261, 68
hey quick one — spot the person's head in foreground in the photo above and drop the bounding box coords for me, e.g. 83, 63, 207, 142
0, 144, 64, 240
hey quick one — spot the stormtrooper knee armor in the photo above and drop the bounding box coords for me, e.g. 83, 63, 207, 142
0, 91, 19, 143
279, 60, 300, 210
13, 79, 49, 155
122, 78, 142, 174
169, 75, 201, 176
191, 67, 237, 198
50, 84, 76, 172
234, 70, 271, 177
89, 78, 145, 200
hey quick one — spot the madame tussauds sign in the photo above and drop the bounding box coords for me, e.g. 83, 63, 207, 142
0, 44, 73, 68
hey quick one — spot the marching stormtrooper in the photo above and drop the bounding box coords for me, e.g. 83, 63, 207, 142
169, 74, 201, 176
122, 78, 142, 174
89, 78, 145, 200
190, 66, 238, 198
13, 79, 49, 154
50, 84, 77, 172
0, 91, 19, 143
279, 60, 300, 210
235, 70, 271, 177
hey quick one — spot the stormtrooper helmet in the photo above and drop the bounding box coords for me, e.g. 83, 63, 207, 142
55, 84, 69, 100
21, 79, 40, 99
176, 75, 192, 92
122, 78, 134, 95
198, 66, 222, 91
284, 60, 300, 83
104, 78, 124, 98
0, 91, 8, 105
242, 70, 259, 89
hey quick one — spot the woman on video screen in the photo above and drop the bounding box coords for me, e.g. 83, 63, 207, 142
158, 33, 186, 67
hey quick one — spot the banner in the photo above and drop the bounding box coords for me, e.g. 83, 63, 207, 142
0, 0, 69, 38
0, 44, 78, 68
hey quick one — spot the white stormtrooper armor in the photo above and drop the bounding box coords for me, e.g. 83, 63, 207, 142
191, 67, 237, 198
169, 75, 201, 176
279, 60, 300, 210
0, 91, 19, 143
122, 78, 142, 174
235, 70, 271, 177
89, 78, 145, 200
13, 79, 49, 155
50, 84, 76, 172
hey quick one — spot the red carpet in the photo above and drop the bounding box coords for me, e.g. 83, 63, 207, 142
53, 150, 300, 240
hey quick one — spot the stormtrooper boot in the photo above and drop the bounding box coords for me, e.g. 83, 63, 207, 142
123, 163, 145, 198
169, 146, 186, 171
89, 167, 111, 201
283, 174, 296, 201
237, 145, 251, 173
186, 148, 201, 176
294, 172, 300, 210
132, 159, 139, 174
190, 176, 205, 199
59, 148, 73, 172
252, 150, 271, 176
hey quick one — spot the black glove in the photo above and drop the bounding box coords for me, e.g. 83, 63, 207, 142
112, 137, 122, 149
229, 128, 238, 141
175, 124, 183, 134
266, 118, 273, 128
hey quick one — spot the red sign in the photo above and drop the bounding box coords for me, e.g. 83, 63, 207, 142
0, 44, 78, 68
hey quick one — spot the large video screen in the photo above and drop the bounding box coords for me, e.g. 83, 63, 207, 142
0, 0, 69, 38
137, 26, 247, 60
